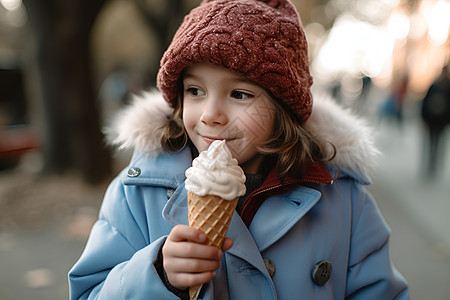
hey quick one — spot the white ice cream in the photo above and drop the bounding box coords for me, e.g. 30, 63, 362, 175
185, 140, 246, 200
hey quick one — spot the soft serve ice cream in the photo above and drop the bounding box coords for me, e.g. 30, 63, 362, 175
185, 140, 246, 200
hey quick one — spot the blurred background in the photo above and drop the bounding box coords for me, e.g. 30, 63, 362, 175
0, 0, 449, 299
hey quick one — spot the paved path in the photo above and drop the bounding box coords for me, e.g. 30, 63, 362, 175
367, 115, 450, 300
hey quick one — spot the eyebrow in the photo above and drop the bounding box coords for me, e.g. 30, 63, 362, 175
230, 75, 259, 86
181, 70, 199, 80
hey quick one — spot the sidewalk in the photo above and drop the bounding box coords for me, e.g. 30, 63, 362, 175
367, 112, 450, 300
0, 172, 105, 300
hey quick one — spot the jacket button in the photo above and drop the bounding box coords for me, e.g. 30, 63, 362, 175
311, 260, 332, 286
166, 189, 175, 200
127, 167, 141, 177
263, 258, 276, 277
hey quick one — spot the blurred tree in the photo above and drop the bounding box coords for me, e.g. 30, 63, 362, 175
21, 0, 112, 183
133, 0, 195, 83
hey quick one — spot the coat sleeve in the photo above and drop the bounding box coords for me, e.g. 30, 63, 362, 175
68, 175, 179, 300
345, 182, 409, 300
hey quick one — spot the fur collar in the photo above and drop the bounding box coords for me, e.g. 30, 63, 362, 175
105, 90, 379, 182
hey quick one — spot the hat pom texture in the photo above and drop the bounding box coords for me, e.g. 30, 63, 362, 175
157, 0, 313, 123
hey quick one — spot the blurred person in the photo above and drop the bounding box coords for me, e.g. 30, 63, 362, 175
380, 74, 408, 126
68, 1, 409, 299
420, 64, 450, 177
393, 74, 409, 124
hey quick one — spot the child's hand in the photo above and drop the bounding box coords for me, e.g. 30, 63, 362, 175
162, 224, 233, 290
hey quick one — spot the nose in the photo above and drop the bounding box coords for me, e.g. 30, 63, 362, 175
200, 96, 228, 125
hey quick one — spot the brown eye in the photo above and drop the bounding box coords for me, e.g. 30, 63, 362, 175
231, 90, 253, 100
186, 87, 205, 96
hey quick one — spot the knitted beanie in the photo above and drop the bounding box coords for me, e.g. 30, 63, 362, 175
157, 0, 313, 124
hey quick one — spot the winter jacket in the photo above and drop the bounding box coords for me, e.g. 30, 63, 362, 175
68, 91, 409, 299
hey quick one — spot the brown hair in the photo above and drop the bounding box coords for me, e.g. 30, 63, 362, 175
160, 97, 187, 153
257, 99, 334, 178
160, 93, 334, 178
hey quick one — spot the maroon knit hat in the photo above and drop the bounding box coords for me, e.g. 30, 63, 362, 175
157, 0, 313, 124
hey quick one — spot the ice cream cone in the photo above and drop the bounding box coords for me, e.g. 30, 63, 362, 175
184, 140, 246, 299
189, 285, 201, 300
187, 191, 238, 299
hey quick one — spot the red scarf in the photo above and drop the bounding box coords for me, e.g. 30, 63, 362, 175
238, 161, 334, 227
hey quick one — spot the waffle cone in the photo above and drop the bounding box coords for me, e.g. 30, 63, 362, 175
187, 191, 238, 299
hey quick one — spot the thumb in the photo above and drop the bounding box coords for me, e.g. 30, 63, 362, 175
221, 238, 234, 251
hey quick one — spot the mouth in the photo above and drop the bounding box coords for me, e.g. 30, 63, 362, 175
201, 136, 236, 144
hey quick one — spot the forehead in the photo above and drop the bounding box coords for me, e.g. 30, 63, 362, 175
182, 63, 257, 85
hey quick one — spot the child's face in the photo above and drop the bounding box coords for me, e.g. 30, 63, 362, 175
182, 63, 276, 174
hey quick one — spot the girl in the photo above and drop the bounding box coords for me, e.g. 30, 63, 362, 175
69, 0, 409, 299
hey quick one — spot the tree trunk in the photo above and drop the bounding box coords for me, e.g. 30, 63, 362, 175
22, 0, 111, 183
134, 0, 191, 84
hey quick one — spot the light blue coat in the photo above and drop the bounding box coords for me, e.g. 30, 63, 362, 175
69, 91, 409, 299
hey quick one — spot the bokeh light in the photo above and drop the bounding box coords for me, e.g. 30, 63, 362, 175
427, 0, 450, 45
0, 0, 21, 11
313, 14, 394, 83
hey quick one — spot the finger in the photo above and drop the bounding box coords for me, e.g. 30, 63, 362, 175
221, 238, 233, 251
167, 271, 216, 290
168, 225, 206, 243
164, 256, 221, 274
166, 241, 222, 260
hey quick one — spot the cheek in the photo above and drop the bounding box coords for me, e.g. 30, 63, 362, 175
243, 117, 271, 138
182, 103, 197, 131
242, 102, 276, 138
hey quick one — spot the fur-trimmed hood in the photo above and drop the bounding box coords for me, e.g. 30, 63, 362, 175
105, 90, 379, 183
